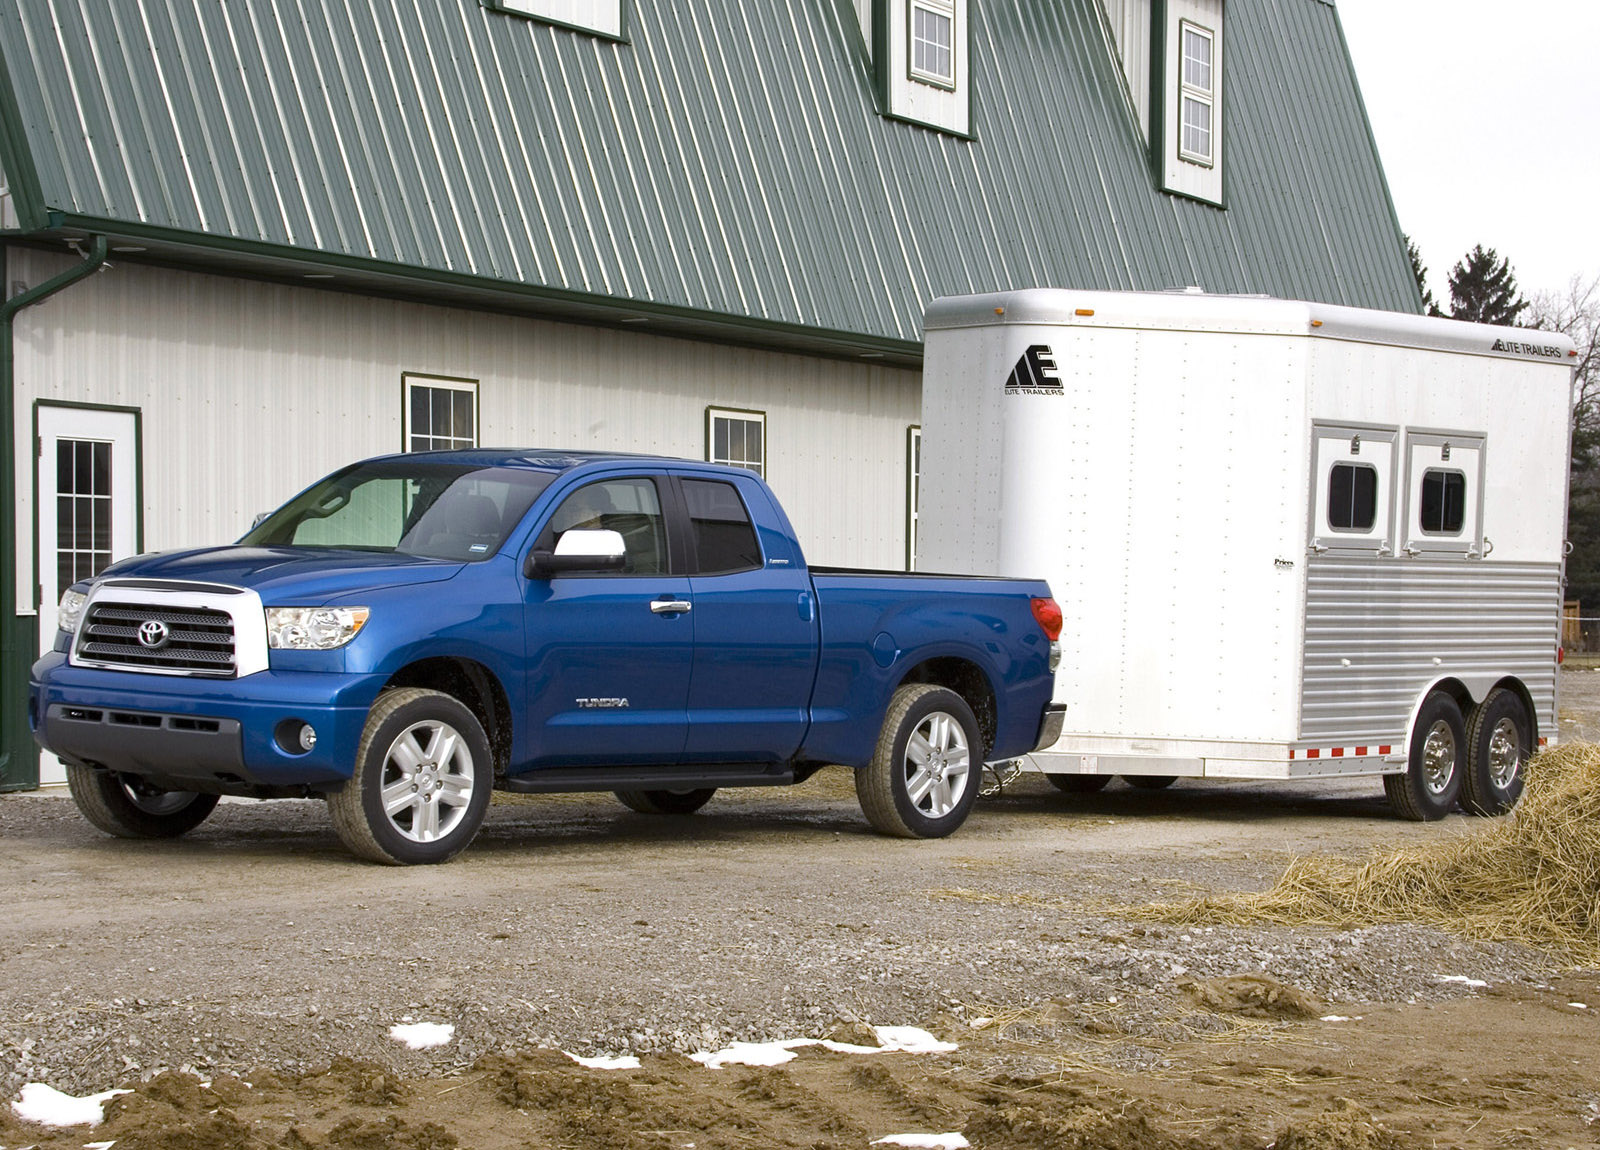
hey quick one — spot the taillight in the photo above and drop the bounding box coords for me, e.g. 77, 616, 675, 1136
1558, 646, 1565, 664
1030, 597, 1063, 641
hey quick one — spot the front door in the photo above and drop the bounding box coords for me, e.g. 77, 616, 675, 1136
521, 476, 692, 766
36, 405, 140, 786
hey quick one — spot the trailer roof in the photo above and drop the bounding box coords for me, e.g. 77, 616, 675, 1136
924, 289, 1577, 367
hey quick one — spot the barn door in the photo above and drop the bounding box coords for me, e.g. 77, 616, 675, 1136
36, 405, 140, 785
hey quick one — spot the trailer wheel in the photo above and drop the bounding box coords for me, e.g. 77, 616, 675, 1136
857, 684, 981, 839
1045, 773, 1111, 794
1384, 692, 1466, 821
328, 688, 493, 865
1122, 775, 1178, 790
1461, 688, 1530, 816
614, 788, 717, 815
65, 764, 219, 839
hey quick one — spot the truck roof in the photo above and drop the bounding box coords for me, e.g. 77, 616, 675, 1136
924, 289, 1577, 367
359, 449, 720, 474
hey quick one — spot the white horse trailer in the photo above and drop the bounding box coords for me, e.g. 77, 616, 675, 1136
918, 289, 1577, 819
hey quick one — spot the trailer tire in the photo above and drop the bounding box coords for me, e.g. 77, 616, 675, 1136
1385, 692, 1466, 821
1461, 688, 1530, 817
65, 764, 219, 839
857, 684, 981, 839
614, 788, 717, 815
1045, 773, 1111, 794
1122, 775, 1178, 790
328, 688, 492, 865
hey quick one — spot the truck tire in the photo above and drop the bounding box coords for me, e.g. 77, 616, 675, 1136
328, 688, 493, 865
857, 684, 981, 839
1384, 692, 1465, 821
1461, 688, 1530, 816
65, 764, 219, 839
1122, 775, 1178, 790
614, 788, 717, 814
1045, 773, 1111, 794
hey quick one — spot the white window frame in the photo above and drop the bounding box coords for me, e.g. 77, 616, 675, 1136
1177, 20, 1215, 167
706, 407, 766, 478
403, 374, 479, 453
488, 0, 624, 41
906, 425, 921, 570
908, 0, 956, 90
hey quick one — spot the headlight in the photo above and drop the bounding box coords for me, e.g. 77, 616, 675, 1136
265, 606, 370, 650
58, 589, 89, 634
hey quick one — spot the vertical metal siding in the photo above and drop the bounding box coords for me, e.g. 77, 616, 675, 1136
1301, 557, 1562, 743
0, 0, 1420, 348
8, 249, 921, 598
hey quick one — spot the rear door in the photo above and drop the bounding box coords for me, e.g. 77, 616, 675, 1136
674, 473, 818, 763
521, 475, 692, 766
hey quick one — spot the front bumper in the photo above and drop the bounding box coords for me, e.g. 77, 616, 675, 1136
30, 652, 384, 793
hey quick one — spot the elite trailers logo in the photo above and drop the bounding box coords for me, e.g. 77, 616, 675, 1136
1490, 338, 1567, 361
1004, 345, 1065, 395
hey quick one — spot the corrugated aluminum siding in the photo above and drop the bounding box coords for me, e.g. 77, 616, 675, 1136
0, 0, 1419, 348
1301, 557, 1562, 743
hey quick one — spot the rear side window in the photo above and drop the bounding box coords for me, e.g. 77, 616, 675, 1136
1419, 469, 1466, 535
1327, 463, 1378, 531
683, 479, 762, 575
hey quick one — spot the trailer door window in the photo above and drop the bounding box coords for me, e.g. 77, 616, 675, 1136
1310, 424, 1397, 556
1419, 469, 1467, 535
1402, 433, 1484, 556
1327, 463, 1378, 531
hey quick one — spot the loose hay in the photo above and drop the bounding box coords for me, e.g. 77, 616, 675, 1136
1137, 743, 1600, 964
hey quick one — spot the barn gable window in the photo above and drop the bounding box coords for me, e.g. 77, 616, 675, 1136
1155, 0, 1224, 205
872, 0, 971, 137
484, 0, 624, 41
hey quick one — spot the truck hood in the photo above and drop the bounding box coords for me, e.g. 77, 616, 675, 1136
93, 547, 464, 603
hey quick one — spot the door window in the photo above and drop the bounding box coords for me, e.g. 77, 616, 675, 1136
682, 479, 762, 575
1309, 424, 1396, 555
538, 478, 668, 575
1401, 433, 1484, 556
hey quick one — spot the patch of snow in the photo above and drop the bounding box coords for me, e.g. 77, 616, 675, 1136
1320, 1015, 1352, 1022
691, 1028, 959, 1069
967, 1017, 993, 1029
11, 1083, 130, 1127
564, 1052, 641, 1070
871, 1135, 970, 1149
1569, 1002, 1589, 1010
85, 1142, 118, 1150
691, 1040, 806, 1070
873, 1026, 958, 1053
1435, 975, 1488, 988
388, 1022, 455, 1050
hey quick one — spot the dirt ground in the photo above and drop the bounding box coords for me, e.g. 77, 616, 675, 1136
3, 671, 1600, 1149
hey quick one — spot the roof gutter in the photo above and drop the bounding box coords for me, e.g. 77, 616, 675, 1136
0, 234, 108, 790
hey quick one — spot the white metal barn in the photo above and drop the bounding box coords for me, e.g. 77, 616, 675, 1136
918, 289, 1577, 819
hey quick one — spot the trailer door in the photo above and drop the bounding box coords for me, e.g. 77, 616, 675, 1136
1400, 432, 1485, 558
1309, 423, 1398, 556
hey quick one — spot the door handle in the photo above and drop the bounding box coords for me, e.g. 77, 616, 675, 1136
650, 599, 692, 615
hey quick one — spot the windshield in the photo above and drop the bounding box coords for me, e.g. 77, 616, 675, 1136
241, 462, 555, 561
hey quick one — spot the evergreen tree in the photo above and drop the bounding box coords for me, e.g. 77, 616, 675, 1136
1447, 245, 1528, 326
1405, 235, 1442, 316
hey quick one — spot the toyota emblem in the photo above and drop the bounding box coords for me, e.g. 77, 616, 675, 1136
137, 620, 170, 649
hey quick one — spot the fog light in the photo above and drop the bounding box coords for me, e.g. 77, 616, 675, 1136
274, 719, 319, 755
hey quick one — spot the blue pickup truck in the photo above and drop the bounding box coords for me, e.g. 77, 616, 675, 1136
32, 451, 1062, 864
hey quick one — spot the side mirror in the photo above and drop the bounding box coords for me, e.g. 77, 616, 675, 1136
525, 529, 628, 578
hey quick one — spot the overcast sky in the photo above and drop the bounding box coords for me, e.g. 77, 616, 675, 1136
1333, 0, 1600, 305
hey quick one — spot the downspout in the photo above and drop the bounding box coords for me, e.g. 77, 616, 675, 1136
0, 234, 108, 790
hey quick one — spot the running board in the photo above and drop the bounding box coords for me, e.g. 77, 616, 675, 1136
501, 763, 802, 794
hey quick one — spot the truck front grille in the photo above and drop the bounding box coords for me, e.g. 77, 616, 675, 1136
78, 602, 237, 676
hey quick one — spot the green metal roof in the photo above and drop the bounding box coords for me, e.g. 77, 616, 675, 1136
0, 0, 1420, 358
